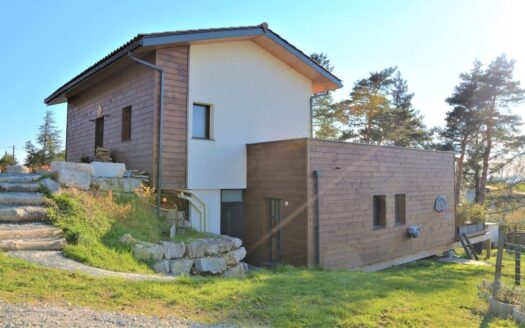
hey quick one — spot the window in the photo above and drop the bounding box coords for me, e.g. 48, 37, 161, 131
395, 194, 406, 225
373, 195, 386, 228
192, 104, 210, 139
121, 106, 132, 142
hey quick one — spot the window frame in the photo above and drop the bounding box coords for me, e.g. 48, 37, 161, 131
395, 194, 406, 225
192, 103, 212, 140
373, 195, 387, 229
121, 106, 132, 142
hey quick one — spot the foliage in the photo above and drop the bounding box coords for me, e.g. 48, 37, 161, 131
0, 151, 17, 171
25, 110, 64, 168
0, 254, 517, 327
457, 203, 488, 224
478, 279, 525, 305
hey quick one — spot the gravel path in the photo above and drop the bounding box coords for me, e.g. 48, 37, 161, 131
7, 251, 177, 281
0, 300, 235, 328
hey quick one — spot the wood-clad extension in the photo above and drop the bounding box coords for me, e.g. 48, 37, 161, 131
245, 138, 456, 269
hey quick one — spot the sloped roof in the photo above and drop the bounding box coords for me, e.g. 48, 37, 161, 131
45, 23, 343, 105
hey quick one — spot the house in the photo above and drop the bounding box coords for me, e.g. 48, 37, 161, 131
45, 23, 457, 270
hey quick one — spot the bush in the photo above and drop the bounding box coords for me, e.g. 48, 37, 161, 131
478, 279, 525, 305
458, 203, 488, 224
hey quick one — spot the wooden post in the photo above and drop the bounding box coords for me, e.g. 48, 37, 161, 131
485, 239, 491, 259
493, 226, 505, 298
516, 252, 521, 286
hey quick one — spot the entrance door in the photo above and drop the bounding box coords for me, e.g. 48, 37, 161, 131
95, 117, 104, 150
268, 198, 282, 263
220, 190, 244, 239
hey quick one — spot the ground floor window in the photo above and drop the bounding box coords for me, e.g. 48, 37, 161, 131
220, 190, 244, 239
395, 194, 406, 225
373, 195, 386, 228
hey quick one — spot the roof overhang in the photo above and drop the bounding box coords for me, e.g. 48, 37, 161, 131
45, 24, 343, 105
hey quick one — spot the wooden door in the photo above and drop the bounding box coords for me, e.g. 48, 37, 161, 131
268, 198, 282, 263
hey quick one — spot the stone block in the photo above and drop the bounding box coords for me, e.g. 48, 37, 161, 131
133, 243, 166, 261
152, 260, 170, 274
51, 161, 94, 176
91, 162, 126, 178
92, 177, 142, 193
169, 259, 194, 275
57, 168, 91, 190
163, 241, 185, 259
223, 262, 249, 278
185, 241, 206, 258
221, 235, 242, 248
6, 165, 30, 174
39, 178, 61, 195
224, 247, 247, 266
194, 257, 227, 274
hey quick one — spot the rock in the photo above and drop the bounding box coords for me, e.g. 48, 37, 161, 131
224, 247, 247, 266
185, 241, 207, 258
221, 235, 242, 248
91, 162, 126, 178
162, 241, 185, 259
193, 257, 227, 274
6, 165, 30, 174
133, 243, 166, 261
38, 178, 61, 195
57, 168, 91, 190
91, 177, 142, 193
169, 259, 194, 275
119, 233, 138, 245
152, 260, 170, 274
223, 262, 249, 278
51, 161, 94, 176
204, 239, 234, 256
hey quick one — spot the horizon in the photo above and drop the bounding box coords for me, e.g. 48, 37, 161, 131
1, 0, 524, 161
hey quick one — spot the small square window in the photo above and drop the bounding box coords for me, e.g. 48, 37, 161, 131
395, 194, 406, 225
192, 104, 211, 139
373, 195, 386, 228
121, 106, 132, 142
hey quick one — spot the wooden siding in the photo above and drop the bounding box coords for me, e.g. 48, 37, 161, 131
155, 46, 189, 190
307, 139, 456, 269
245, 139, 309, 266
66, 55, 156, 173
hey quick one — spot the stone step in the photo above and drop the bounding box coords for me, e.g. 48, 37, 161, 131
0, 183, 41, 192
0, 205, 47, 222
0, 174, 41, 184
0, 223, 63, 240
0, 193, 45, 206
0, 237, 66, 251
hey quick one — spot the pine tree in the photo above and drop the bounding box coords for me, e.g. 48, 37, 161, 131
25, 110, 63, 167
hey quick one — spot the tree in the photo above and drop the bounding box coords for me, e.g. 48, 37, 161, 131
477, 55, 525, 203
442, 61, 483, 203
310, 53, 345, 139
0, 152, 17, 171
341, 67, 429, 146
25, 110, 63, 167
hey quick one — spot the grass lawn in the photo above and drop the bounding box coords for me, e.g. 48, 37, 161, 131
0, 252, 518, 327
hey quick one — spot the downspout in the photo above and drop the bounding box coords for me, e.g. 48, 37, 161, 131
310, 95, 314, 138
313, 170, 322, 266
128, 51, 164, 215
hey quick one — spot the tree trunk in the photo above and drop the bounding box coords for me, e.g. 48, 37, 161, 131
479, 97, 497, 204
455, 137, 467, 204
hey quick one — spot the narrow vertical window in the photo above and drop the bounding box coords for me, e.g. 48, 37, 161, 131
395, 194, 406, 225
373, 195, 386, 228
192, 104, 210, 139
121, 106, 132, 142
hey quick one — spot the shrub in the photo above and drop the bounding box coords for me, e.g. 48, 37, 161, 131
477, 279, 525, 305
458, 203, 488, 224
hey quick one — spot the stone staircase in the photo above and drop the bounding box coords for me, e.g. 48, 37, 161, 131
0, 173, 66, 251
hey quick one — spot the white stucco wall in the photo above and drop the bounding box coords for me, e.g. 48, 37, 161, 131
189, 189, 221, 234
187, 40, 312, 190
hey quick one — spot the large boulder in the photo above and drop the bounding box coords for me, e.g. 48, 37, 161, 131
51, 161, 94, 176
194, 257, 227, 274
204, 239, 234, 256
223, 262, 249, 278
6, 165, 30, 174
57, 168, 91, 190
185, 241, 207, 258
169, 259, 194, 275
152, 260, 170, 274
91, 162, 126, 178
133, 243, 166, 261
38, 178, 61, 195
221, 235, 242, 249
163, 241, 185, 259
91, 177, 142, 193
224, 247, 247, 266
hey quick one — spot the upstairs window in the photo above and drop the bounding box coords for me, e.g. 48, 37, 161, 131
395, 194, 406, 225
192, 104, 211, 139
373, 195, 386, 228
121, 106, 132, 142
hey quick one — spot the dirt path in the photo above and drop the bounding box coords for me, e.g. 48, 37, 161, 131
7, 251, 177, 281
0, 300, 235, 328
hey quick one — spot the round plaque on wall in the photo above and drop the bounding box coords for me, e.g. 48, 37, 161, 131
435, 195, 448, 213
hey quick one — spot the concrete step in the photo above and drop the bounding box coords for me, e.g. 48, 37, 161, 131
0, 183, 40, 192
0, 223, 63, 240
0, 193, 45, 206
0, 205, 47, 222
0, 174, 41, 184
0, 237, 66, 251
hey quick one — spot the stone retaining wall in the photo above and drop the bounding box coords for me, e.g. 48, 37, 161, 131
128, 235, 248, 277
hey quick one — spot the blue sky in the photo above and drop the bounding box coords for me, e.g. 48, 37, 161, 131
1, 0, 524, 161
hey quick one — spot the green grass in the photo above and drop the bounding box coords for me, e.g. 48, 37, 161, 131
47, 190, 209, 273
0, 253, 517, 327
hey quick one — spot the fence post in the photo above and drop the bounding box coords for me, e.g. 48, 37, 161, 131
485, 239, 491, 260
493, 225, 505, 298
516, 252, 521, 286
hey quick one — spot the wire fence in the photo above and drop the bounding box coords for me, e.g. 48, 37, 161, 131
493, 227, 525, 297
